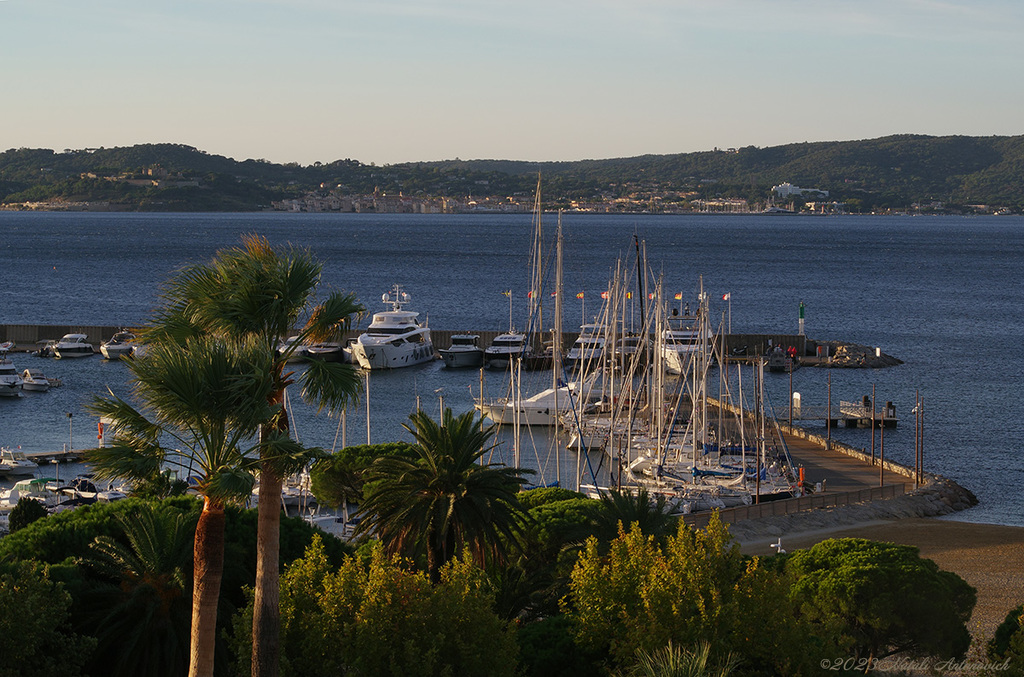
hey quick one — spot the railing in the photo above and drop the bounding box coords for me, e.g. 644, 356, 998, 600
682, 483, 908, 528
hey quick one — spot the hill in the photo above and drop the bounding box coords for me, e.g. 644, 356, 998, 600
2, 135, 1023, 212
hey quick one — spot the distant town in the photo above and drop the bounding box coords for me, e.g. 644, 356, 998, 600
2, 136, 1022, 214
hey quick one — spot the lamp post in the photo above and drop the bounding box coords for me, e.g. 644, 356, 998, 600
67, 412, 73, 453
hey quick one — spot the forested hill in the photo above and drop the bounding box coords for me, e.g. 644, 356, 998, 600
2, 134, 1023, 212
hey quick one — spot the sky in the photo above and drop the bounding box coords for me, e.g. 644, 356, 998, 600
3, 0, 1023, 166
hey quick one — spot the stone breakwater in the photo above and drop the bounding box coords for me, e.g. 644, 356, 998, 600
728, 475, 979, 544
814, 340, 904, 368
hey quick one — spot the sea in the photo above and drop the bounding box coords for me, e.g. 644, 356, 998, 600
1, 211, 1022, 526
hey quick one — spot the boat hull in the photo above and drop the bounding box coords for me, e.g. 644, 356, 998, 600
54, 347, 94, 358
100, 345, 133, 360
351, 338, 435, 370
439, 348, 483, 369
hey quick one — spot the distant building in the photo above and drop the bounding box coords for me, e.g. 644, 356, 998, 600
773, 182, 829, 198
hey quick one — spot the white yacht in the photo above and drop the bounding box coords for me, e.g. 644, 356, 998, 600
439, 334, 484, 369
21, 369, 51, 392
483, 331, 531, 370
660, 310, 708, 375
0, 350, 23, 397
53, 333, 95, 359
476, 382, 594, 426
349, 285, 434, 370
100, 330, 136, 360
564, 323, 607, 371
275, 336, 309, 363
0, 447, 37, 476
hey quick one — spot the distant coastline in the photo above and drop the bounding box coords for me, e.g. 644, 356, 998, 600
3, 135, 1023, 215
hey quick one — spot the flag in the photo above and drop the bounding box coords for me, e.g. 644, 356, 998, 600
527, 291, 534, 298
502, 290, 511, 297
674, 292, 683, 300
722, 292, 731, 301
576, 292, 584, 299
550, 291, 557, 297
600, 291, 609, 299
648, 293, 655, 300
626, 292, 632, 299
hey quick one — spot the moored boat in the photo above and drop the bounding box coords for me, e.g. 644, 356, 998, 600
483, 331, 531, 370
439, 334, 484, 369
21, 369, 52, 392
564, 323, 607, 371
53, 333, 95, 359
100, 330, 137, 360
349, 285, 435, 370
0, 346, 23, 397
0, 447, 38, 476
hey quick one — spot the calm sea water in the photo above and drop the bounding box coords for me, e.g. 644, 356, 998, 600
1, 212, 1022, 526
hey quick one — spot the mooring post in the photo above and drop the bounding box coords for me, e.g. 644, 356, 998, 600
879, 401, 885, 487
826, 369, 832, 450
870, 383, 876, 465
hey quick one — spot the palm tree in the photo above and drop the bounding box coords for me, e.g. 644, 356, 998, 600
144, 234, 364, 677
594, 487, 676, 544
357, 408, 532, 582
87, 337, 278, 677
626, 641, 739, 677
82, 504, 195, 677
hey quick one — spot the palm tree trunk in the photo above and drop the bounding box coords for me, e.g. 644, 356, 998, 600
251, 462, 282, 677
190, 497, 226, 677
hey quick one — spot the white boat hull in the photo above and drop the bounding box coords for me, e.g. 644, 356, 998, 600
351, 339, 435, 370
100, 345, 133, 360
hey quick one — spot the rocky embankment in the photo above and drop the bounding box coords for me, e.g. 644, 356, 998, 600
813, 340, 904, 368
728, 476, 978, 544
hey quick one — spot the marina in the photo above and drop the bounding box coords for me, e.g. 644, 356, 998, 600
0, 212, 1021, 526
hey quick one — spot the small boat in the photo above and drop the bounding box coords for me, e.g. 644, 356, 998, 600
305, 341, 347, 362
349, 285, 435, 370
57, 475, 128, 503
20, 369, 51, 392
100, 330, 136, 360
0, 347, 23, 397
483, 331, 531, 371
0, 447, 38, 476
439, 334, 484, 369
275, 336, 310, 362
53, 333, 95, 359
0, 477, 57, 512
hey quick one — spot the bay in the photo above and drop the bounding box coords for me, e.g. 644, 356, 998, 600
1, 212, 1021, 526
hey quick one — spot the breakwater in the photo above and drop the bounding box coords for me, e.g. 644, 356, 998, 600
3, 325, 880, 367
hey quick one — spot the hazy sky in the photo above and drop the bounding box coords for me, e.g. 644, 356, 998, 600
4, 0, 1022, 165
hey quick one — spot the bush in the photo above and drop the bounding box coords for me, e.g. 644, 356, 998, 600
8, 497, 48, 532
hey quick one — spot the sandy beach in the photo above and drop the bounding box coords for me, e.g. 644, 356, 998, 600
738, 516, 1024, 649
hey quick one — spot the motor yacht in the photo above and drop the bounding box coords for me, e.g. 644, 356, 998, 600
564, 323, 607, 371
0, 447, 37, 476
439, 334, 484, 369
53, 333, 95, 359
21, 369, 51, 392
483, 331, 531, 370
100, 330, 136, 360
349, 285, 434, 370
0, 347, 23, 397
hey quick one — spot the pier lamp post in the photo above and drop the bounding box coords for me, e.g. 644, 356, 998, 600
67, 412, 73, 452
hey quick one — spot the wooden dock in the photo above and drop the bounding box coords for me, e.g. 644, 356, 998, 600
23, 449, 86, 464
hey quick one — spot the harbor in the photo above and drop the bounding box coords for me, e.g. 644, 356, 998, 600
2, 315, 942, 527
